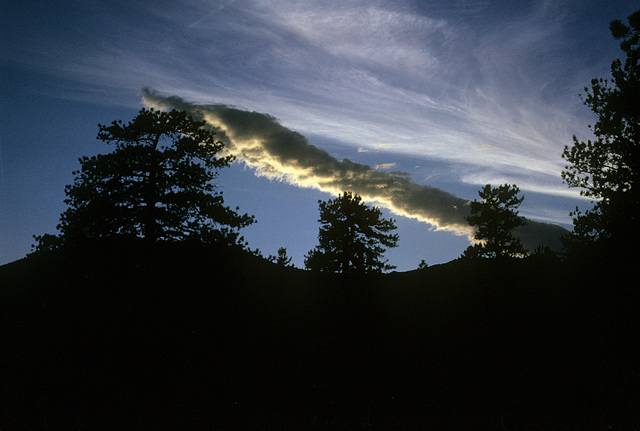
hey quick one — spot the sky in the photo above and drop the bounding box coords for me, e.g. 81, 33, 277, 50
0, 0, 637, 271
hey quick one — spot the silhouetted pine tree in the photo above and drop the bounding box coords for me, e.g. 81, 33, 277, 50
463, 184, 527, 259
34, 108, 254, 251
305, 192, 398, 273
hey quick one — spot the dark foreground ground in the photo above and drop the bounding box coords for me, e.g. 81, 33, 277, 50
1, 240, 639, 429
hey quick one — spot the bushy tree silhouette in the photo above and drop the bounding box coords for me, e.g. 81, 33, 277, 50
34, 108, 254, 250
305, 192, 398, 273
269, 247, 293, 267
561, 10, 640, 257
463, 184, 527, 259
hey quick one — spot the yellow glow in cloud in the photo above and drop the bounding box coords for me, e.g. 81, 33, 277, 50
142, 88, 567, 250
376, 162, 397, 170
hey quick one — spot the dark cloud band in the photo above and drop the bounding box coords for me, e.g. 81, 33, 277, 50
142, 88, 566, 251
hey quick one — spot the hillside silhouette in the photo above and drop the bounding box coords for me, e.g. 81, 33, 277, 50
1, 239, 638, 430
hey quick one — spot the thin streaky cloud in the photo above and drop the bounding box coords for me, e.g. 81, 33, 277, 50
4, 0, 616, 202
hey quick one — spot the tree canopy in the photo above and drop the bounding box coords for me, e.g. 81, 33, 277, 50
463, 184, 527, 259
561, 10, 640, 257
269, 247, 293, 267
34, 108, 254, 250
304, 192, 398, 273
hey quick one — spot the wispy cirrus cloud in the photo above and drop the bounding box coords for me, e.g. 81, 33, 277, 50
258, 1, 451, 74
6, 0, 607, 201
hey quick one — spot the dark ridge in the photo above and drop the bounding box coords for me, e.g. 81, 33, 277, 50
1, 240, 638, 430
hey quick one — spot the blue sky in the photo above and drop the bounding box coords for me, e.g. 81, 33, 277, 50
0, 0, 637, 270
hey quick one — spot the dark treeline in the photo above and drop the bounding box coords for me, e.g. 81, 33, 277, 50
1, 238, 639, 429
